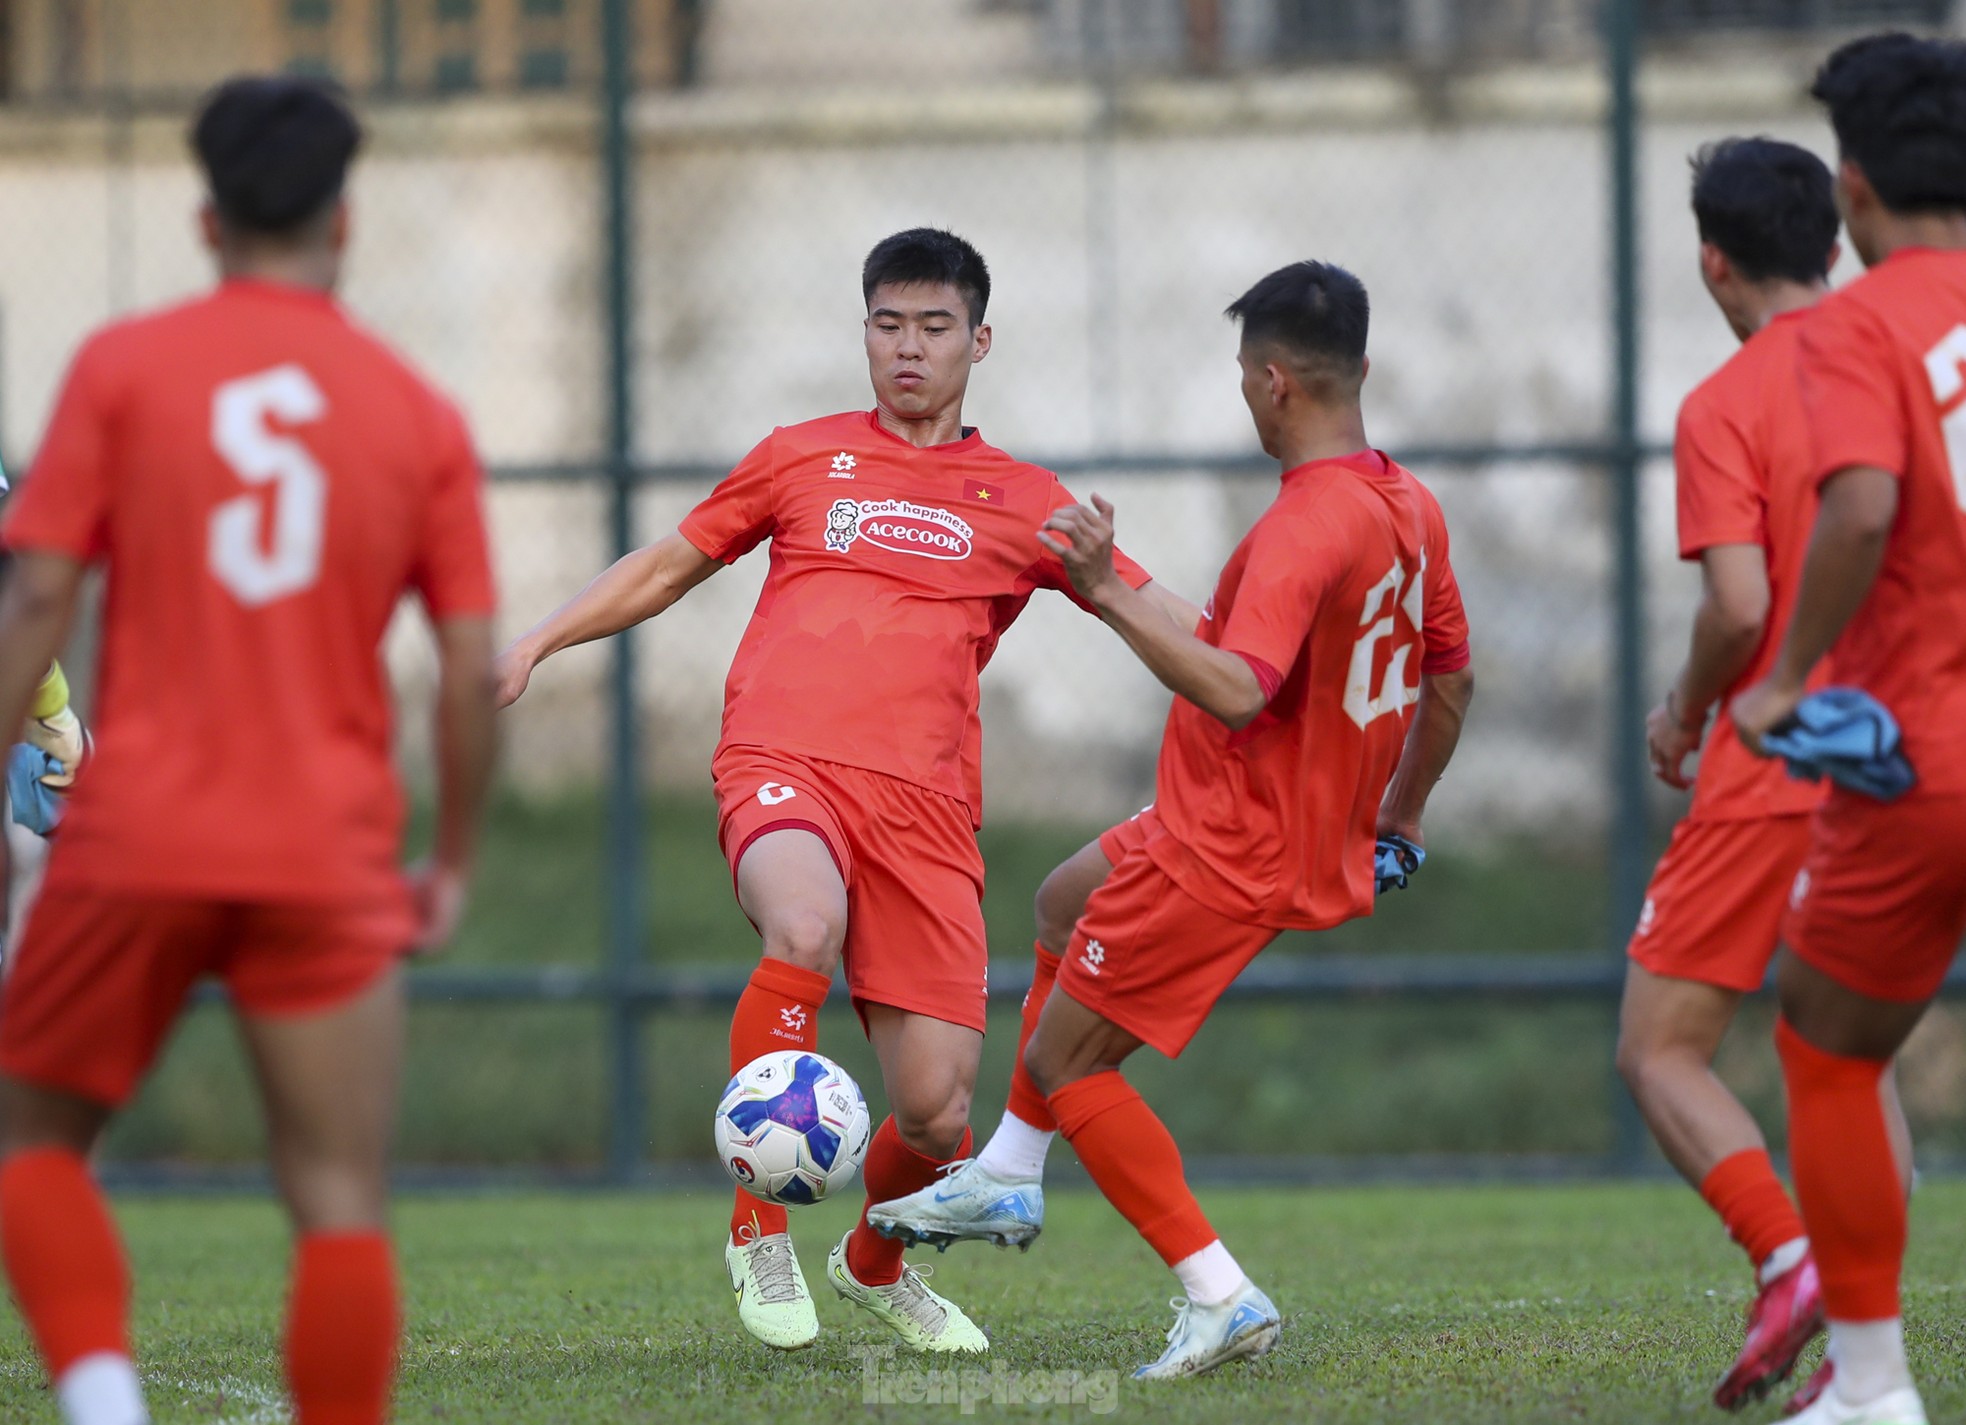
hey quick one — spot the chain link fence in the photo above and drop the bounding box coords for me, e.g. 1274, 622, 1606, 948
3, 0, 1963, 1179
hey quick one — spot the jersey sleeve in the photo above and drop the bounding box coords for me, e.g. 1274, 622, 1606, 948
1798, 299, 1909, 485
1036, 476, 1152, 616
3, 339, 117, 562
1216, 510, 1340, 680
1419, 499, 1472, 676
1674, 385, 1764, 558
412, 400, 498, 620
680, 433, 777, 563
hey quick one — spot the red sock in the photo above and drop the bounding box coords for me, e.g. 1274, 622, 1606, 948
728, 959, 831, 1241
847, 1117, 972, 1286
0, 1148, 131, 1379
286, 1232, 398, 1425
1004, 944, 1062, 1132
1049, 1070, 1217, 1267
1776, 1017, 1903, 1320
1699, 1148, 1807, 1271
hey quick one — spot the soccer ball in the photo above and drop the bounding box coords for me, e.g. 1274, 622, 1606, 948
715, 1050, 871, 1206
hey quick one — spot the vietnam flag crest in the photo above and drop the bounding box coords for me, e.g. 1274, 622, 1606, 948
965, 480, 1006, 505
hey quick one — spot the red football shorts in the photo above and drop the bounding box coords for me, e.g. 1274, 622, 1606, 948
1627, 814, 1814, 993
1784, 792, 1966, 1003
0, 891, 412, 1108
1096, 808, 1151, 868
1056, 812, 1277, 1058
713, 746, 988, 1034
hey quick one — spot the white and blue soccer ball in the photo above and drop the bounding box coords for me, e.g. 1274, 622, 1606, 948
715, 1050, 872, 1206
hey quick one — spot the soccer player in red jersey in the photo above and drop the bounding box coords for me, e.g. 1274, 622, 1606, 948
1732, 34, 1966, 1425
0, 78, 498, 1425
496, 229, 1192, 1352
876, 261, 1474, 1378
1614, 137, 1912, 1412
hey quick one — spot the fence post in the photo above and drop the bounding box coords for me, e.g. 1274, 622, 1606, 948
600, 0, 646, 1185
1605, 0, 1651, 1170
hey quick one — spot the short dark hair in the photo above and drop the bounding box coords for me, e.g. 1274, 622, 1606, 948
861, 228, 991, 326
192, 75, 362, 236
1812, 32, 1966, 215
1225, 261, 1369, 378
1689, 137, 1839, 284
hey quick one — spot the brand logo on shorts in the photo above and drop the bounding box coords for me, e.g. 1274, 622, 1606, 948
1635, 898, 1656, 937
1791, 869, 1811, 910
824, 497, 974, 561
756, 781, 797, 807
1079, 940, 1106, 977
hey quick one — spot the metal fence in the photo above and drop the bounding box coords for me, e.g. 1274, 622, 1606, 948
5, 0, 1965, 1183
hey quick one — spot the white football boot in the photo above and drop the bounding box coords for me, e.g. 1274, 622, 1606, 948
1132, 1281, 1281, 1380
824, 1232, 989, 1353
725, 1221, 818, 1350
866, 1159, 1044, 1251
1786, 1381, 1927, 1425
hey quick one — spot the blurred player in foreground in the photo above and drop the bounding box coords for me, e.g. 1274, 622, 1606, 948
876, 261, 1473, 1377
0, 76, 497, 1425
1732, 34, 1966, 1425
496, 229, 1195, 1353
1616, 136, 1915, 1413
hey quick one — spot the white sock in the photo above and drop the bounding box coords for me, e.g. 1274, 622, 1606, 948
1172, 1240, 1246, 1306
1828, 1318, 1914, 1404
55, 1353, 147, 1425
973, 1110, 1052, 1183
1759, 1237, 1810, 1285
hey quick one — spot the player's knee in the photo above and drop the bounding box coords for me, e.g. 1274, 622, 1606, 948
1613, 1029, 1653, 1094
1022, 1033, 1078, 1100
761, 907, 845, 974
1032, 872, 1081, 958
1614, 1023, 1703, 1098
276, 1160, 388, 1235
892, 1087, 971, 1159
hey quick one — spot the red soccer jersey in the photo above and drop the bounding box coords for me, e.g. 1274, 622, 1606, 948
1675, 309, 1825, 822
679, 410, 1149, 824
1797, 247, 1966, 798
3, 279, 496, 905
1145, 451, 1470, 930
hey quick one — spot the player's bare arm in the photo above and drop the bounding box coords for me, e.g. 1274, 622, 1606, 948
1648, 542, 1769, 787
417, 615, 499, 952
496, 531, 720, 707
1139, 580, 1204, 632
1378, 666, 1475, 847
1732, 466, 1898, 751
1040, 495, 1267, 729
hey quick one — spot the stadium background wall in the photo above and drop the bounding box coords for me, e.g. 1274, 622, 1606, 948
0, 0, 1961, 1184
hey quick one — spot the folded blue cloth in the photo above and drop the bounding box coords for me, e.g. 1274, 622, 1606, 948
1761, 687, 1917, 803
1375, 834, 1425, 895
7, 744, 65, 836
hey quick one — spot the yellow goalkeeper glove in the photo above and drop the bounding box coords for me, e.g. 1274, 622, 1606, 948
22, 660, 87, 790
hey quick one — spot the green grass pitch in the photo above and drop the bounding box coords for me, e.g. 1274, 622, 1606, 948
2, 1182, 1963, 1423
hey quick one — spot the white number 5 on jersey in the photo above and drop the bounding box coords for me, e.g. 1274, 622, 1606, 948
209, 364, 328, 606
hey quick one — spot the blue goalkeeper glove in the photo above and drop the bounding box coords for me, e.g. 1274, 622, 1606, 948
8, 744, 66, 836
1762, 688, 1916, 803
1374, 834, 1425, 895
